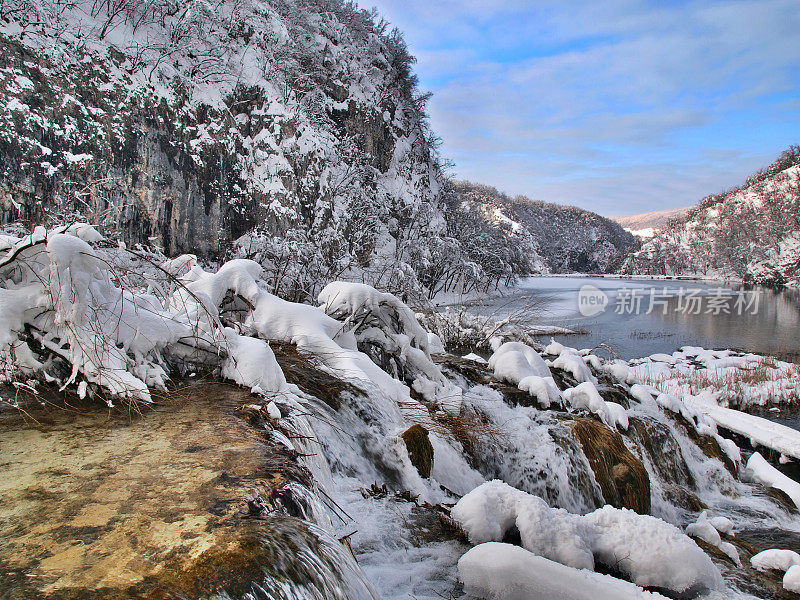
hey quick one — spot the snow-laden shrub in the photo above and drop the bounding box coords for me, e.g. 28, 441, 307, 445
416, 304, 555, 352
1, 224, 473, 430
319, 281, 462, 413
0, 225, 293, 403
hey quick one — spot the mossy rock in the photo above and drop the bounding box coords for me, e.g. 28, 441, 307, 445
401, 424, 434, 478
570, 418, 651, 514
765, 487, 800, 515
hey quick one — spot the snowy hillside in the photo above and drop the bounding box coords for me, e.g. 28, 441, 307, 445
452, 181, 638, 274
622, 147, 800, 286
0, 0, 490, 301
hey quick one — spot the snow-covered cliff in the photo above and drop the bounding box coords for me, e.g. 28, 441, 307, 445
0, 0, 455, 299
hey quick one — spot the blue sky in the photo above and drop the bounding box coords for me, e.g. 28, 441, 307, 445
359, 0, 800, 215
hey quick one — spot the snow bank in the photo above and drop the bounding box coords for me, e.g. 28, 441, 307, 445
0, 227, 324, 403
515, 493, 595, 571
451, 481, 721, 595
462, 352, 487, 364
517, 375, 561, 408
744, 452, 800, 509
602, 360, 636, 384
458, 543, 669, 600
586, 506, 722, 594
684, 397, 800, 462
629, 384, 656, 406
630, 346, 800, 409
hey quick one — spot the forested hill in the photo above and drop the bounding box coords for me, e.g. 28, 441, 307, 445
450, 181, 638, 274
622, 147, 800, 286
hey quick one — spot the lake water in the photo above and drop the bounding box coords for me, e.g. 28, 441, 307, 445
471, 276, 800, 361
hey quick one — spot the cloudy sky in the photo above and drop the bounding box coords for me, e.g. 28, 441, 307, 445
359, 0, 800, 216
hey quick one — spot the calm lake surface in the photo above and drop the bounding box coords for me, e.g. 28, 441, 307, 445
471, 276, 800, 361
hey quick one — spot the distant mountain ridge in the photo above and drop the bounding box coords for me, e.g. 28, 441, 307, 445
611, 207, 690, 237
451, 181, 639, 274
622, 147, 800, 286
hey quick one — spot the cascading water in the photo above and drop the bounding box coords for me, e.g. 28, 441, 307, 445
294, 344, 800, 600
222, 519, 380, 600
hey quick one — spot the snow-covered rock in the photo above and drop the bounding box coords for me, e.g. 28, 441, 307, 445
744, 452, 800, 508
685, 511, 740, 566
551, 347, 598, 384
451, 481, 721, 596
586, 506, 722, 594
458, 542, 669, 600
563, 382, 628, 430
488, 342, 560, 406
750, 549, 800, 573
750, 549, 800, 595
784, 565, 800, 594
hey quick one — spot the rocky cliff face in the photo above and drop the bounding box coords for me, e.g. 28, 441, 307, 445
0, 0, 442, 278
451, 181, 638, 274
622, 147, 800, 286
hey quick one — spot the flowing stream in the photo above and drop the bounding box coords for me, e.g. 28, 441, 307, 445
0, 383, 378, 600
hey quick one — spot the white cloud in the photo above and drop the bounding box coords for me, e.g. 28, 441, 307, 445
361, 0, 800, 214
